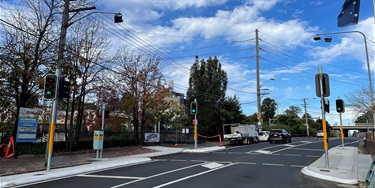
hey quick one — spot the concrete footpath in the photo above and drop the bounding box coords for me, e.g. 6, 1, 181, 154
301, 146, 373, 185
0, 144, 374, 187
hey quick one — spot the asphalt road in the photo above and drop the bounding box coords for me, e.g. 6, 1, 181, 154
21, 137, 362, 188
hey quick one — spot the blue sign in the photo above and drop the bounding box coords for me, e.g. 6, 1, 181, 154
16, 108, 39, 142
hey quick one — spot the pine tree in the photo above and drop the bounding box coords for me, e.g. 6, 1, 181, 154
187, 56, 227, 135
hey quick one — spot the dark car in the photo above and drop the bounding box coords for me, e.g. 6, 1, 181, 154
268, 129, 292, 143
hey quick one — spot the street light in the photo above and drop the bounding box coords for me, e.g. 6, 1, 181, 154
313, 30, 374, 131
257, 78, 275, 127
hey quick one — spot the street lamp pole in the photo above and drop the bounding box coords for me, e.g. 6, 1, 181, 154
314, 31, 374, 132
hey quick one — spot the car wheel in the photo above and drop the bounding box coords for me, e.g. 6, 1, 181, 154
253, 137, 259, 143
289, 137, 292, 143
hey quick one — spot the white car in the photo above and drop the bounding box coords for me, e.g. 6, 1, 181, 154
258, 131, 269, 142
317, 130, 324, 138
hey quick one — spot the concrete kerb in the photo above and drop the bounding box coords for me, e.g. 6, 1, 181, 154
0, 146, 185, 188
1, 146, 225, 188
0, 158, 151, 188
301, 146, 359, 185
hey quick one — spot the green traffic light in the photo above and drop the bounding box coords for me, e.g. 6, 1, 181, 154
192, 109, 196, 113
46, 91, 52, 95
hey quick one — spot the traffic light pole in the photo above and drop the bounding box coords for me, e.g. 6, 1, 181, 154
46, 0, 70, 171
339, 112, 344, 149
99, 103, 105, 158
319, 67, 329, 168
194, 99, 197, 150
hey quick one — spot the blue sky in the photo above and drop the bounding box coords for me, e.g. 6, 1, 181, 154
2, 0, 375, 126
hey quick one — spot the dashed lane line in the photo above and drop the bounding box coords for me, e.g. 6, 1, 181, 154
262, 163, 284, 167
306, 155, 320, 158
290, 165, 306, 168
228, 152, 243, 154
284, 154, 302, 157
170, 159, 187, 162
76, 174, 145, 180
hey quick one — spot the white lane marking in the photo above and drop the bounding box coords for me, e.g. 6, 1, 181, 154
306, 155, 320, 158
237, 162, 256, 165
290, 148, 324, 152
262, 163, 284, 167
153, 163, 235, 188
301, 141, 312, 143
252, 150, 272, 154
228, 152, 243, 154
157, 159, 168, 161
213, 152, 227, 154
283, 144, 295, 147
170, 159, 187, 162
202, 162, 224, 169
284, 154, 302, 157
191, 160, 207, 163
77, 174, 145, 180
110, 162, 205, 188
213, 161, 232, 164
291, 165, 305, 168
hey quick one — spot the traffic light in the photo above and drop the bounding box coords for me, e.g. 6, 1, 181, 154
44, 75, 57, 99
315, 73, 330, 97
323, 98, 330, 113
104, 110, 110, 119
190, 101, 198, 115
336, 99, 345, 113
58, 78, 71, 99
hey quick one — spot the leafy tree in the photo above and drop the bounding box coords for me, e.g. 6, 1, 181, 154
187, 56, 228, 135
111, 47, 173, 145
221, 95, 248, 124
261, 97, 277, 125
285, 105, 301, 118
0, 0, 58, 139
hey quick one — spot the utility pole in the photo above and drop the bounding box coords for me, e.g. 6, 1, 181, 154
46, 0, 98, 171
46, 0, 70, 171
255, 29, 261, 129
303, 98, 309, 136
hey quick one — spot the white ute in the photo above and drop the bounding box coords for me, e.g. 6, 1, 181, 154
223, 123, 259, 145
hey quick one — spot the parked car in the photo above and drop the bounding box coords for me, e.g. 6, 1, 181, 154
316, 130, 324, 138
268, 129, 292, 143
258, 131, 269, 142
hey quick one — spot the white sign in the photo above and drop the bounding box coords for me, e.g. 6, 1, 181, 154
144, 133, 160, 143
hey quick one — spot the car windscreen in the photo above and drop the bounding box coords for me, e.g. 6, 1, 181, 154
269, 130, 282, 134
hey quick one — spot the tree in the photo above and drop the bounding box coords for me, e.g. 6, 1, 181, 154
187, 56, 228, 135
261, 97, 277, 125
0, 0, 58, 140
221, 95, 248, 124
346, 87, 373, 123
285, 105, 301, 118
58, 14, 111, 151
111, 47, 173, 145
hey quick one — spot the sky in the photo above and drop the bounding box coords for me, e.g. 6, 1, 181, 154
1, 0, 375, 128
